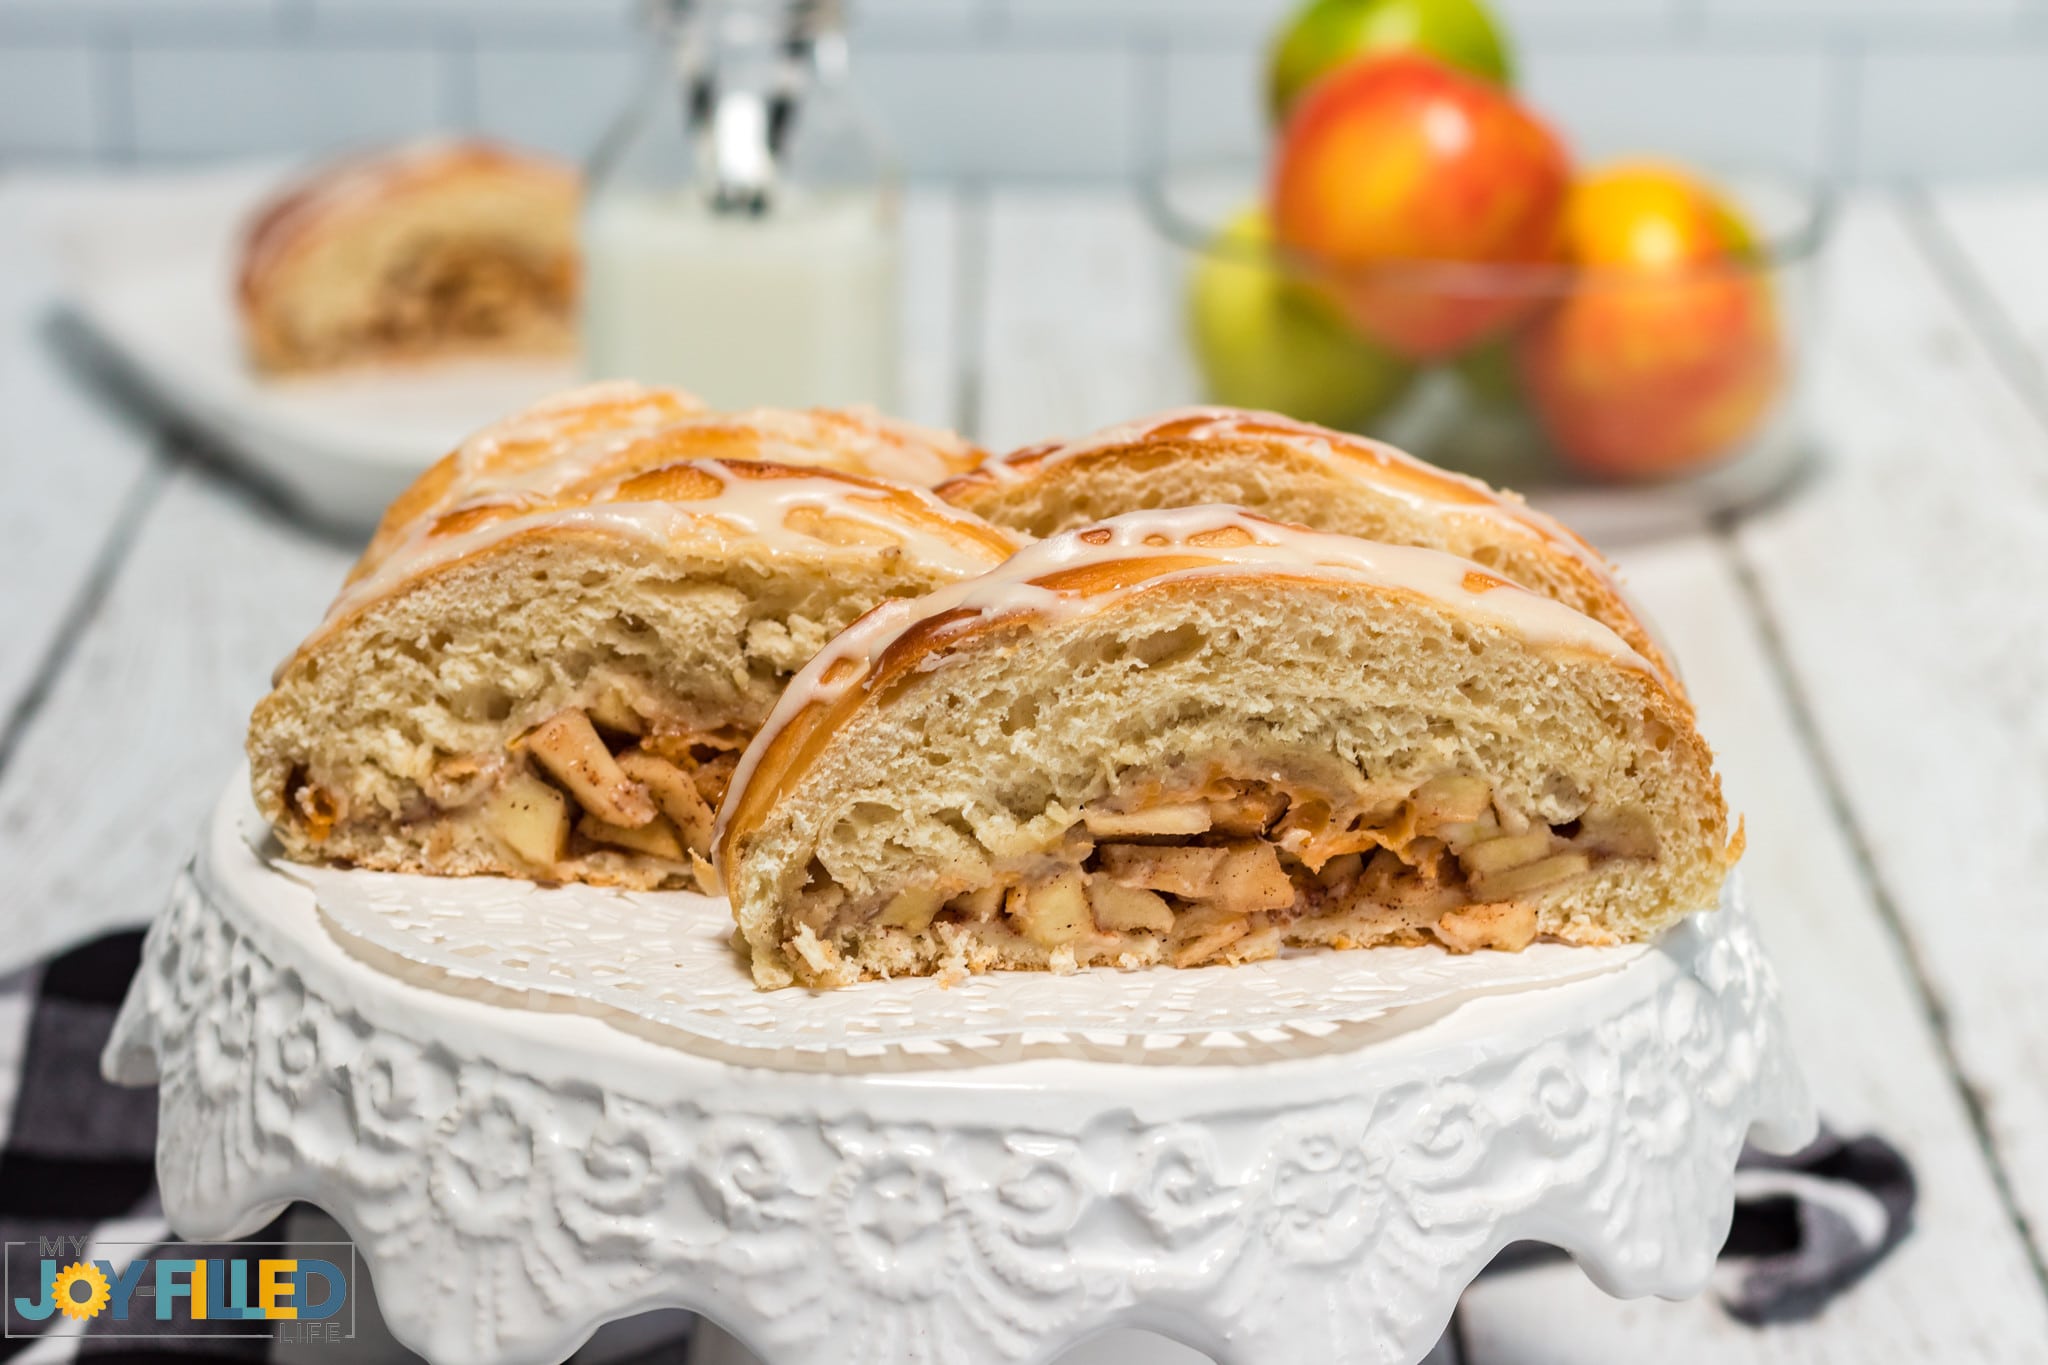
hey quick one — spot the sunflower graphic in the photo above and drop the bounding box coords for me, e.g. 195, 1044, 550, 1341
51, 1262, 111, 1322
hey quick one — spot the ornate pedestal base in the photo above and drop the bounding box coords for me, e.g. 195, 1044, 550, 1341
105, 783, 1811, 1365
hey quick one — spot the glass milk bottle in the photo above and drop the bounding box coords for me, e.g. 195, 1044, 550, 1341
581, 0, 901, 410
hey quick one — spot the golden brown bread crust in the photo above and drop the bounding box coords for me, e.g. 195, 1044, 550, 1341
937, 405, 1682, 692
350, 381, 990, 592
238, 139, 580, 374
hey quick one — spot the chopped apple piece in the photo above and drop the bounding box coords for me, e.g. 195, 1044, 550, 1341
1579, 809, 1660, 860
1353, 847, 1461, 912
578, 811, 686, 860
1007, 870, 1094, 947
1315, 851, 1364, 889
1211, 841, 1297, 913
877, 886, 946, 933
1434, 815, 1502, 851
484, 773, 569, 869
1082, 802, 1212, 838
1470, 852, 1592, 900
948, 885, 1004, 922
1434, 900, 1539, 953
586, 682, 647, 737
1087, 878, 1174, 934
1207, 788, 1288, 836
1411, 774, 1492, 826
1169, 906, 1250, 967
521, 708, 655, 827
1457, 830, 1557, 877
617, 750, 715, 855
1100, 843, 1229, 898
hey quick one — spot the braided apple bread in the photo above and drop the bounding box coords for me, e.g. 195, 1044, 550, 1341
239, 139, 581, 374
249, 387, 1016, 891
718, 508, 1735, 989
938, 406, 1677, 688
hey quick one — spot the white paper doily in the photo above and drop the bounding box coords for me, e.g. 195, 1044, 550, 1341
233, 788, 1674, 1060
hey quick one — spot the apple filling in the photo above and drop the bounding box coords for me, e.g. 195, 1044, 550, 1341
283, 691, 746, 888
805, 766, 1661, 970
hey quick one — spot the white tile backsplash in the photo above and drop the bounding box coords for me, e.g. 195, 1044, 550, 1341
1, 0, 2043, 179
1858, 46, 2048, 180
1705, 0, 2019, 18
1493, 0, 1677, 31
0, 0, 282, 34
470, 43, 638, 160
997, 0, 1293, 40
0, 43, 104, 157
306, 0, 635, 41
129, 43, 447, 158
1161, 44, 1263, 165
1522, 43, 1842, 176
856, 44, 1140, 178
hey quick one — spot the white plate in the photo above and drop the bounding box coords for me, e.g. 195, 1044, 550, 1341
60, 164, 579, 530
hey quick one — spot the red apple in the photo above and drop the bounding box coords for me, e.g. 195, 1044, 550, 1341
1515, 161, 1783, 479
1270, 53, 1571, 360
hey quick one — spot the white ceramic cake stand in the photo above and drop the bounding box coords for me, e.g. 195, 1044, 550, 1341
103, 781, 1812, 1365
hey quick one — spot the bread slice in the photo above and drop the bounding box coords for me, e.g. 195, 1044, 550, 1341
250, 389, 1016, 892
719, 507, 1735, 989
238, 139, 583, 375
938, 405, 1678, 689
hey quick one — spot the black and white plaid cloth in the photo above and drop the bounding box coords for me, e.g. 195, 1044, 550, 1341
0, 931, 1914, 1364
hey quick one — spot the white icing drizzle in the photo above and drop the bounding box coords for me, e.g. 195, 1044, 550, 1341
311, 460, 1012, 642
719, 506, 1655, 840
982, 404, 1615, 576
413, 389, 971, 515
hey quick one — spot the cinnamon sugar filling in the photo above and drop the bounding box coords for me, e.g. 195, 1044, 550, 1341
797, 765, 1661, 967
283, 692, 746, 883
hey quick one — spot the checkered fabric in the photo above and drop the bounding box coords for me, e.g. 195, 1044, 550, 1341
0, 932, 1913, 1363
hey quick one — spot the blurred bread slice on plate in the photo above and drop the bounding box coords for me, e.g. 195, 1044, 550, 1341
238, 139, 578, 375
60, 155, 580, 530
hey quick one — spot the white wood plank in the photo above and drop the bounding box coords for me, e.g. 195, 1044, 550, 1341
975, 189, 1200, 453
973, 186, 2048, 1357
0, 461, 354, 972
1729, 197, 2048, 1275
0, 179, 163, 720
1458, 534, 2048, 1362
1928, 184, 2048, 365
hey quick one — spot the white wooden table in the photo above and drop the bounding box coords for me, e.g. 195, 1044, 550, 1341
5, 176, 2047, 1362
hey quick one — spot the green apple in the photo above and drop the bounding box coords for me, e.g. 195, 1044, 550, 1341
1187, 207, 1415, 431
1268, 0, 1514, 121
